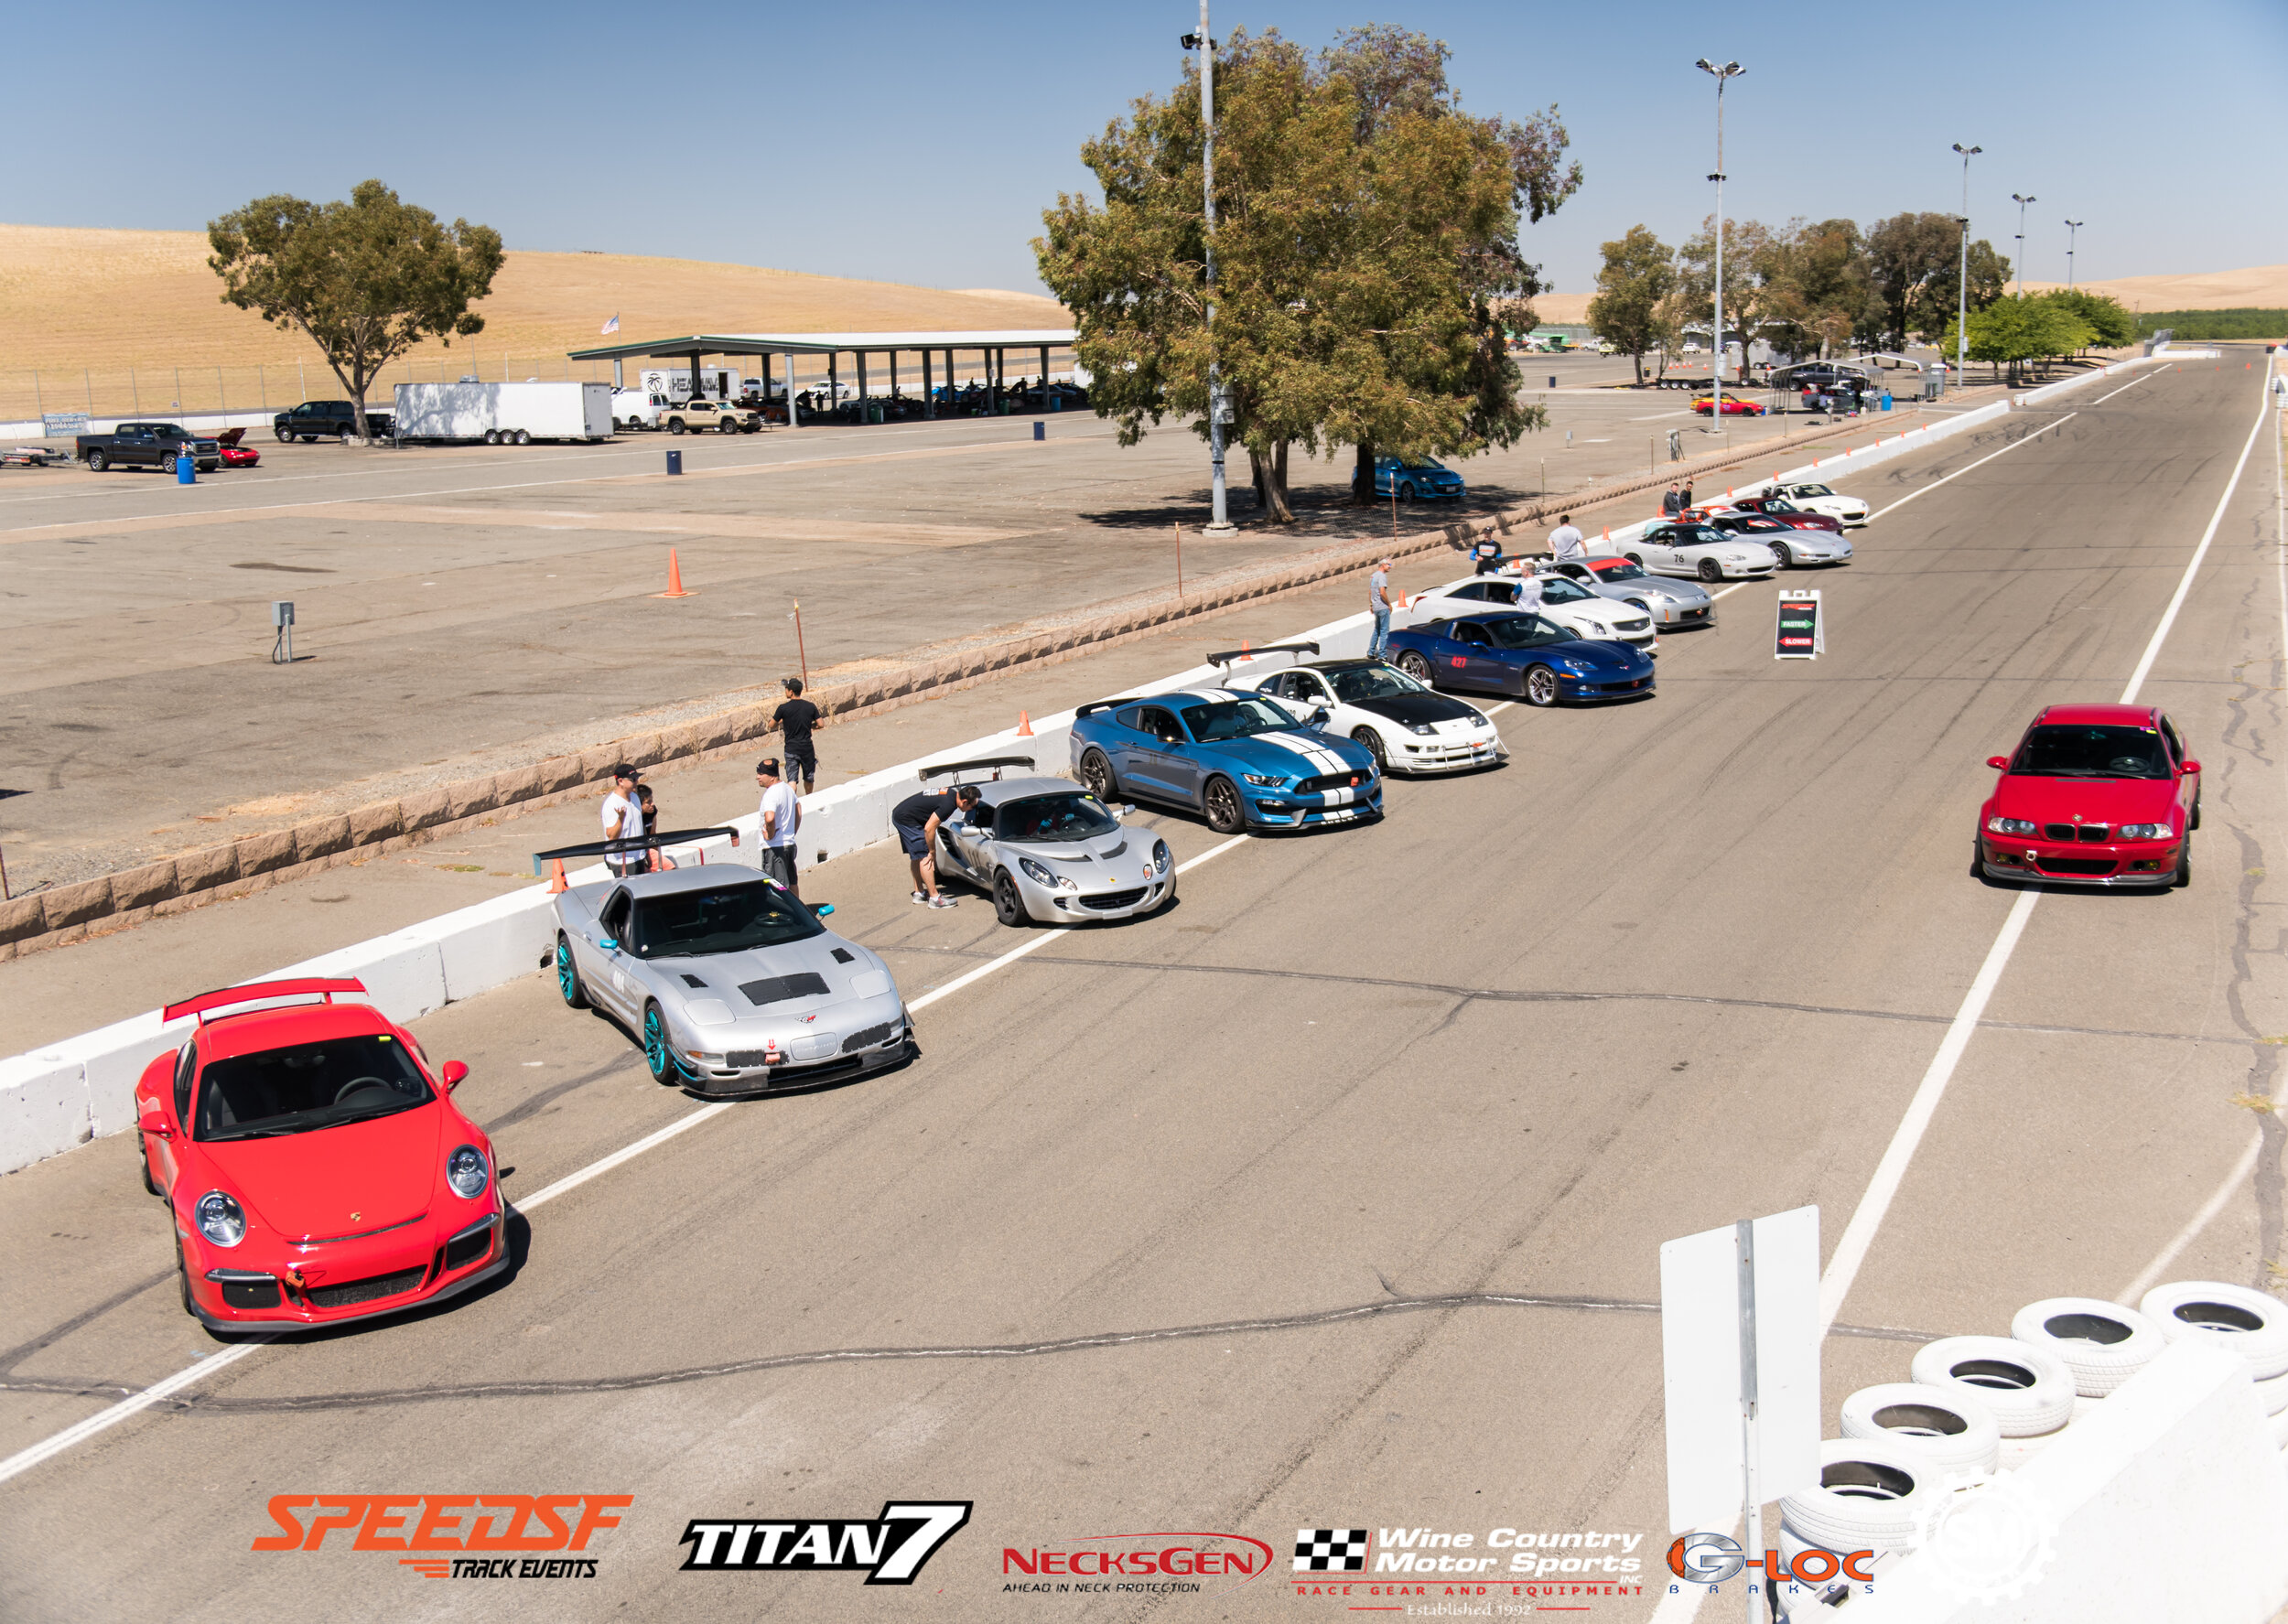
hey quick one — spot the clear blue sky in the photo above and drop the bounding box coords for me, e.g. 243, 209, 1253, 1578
16, 0, 2283, 303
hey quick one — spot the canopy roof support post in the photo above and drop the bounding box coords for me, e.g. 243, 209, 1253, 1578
687, 351, 703, 400
923, 349, 934, 417
613, 358, 623, 388
1039, 343, 1050, 409
857, 351, 868, 412
784, 352, 798, 426
890, 350, 899, 398
828, 352, 838, 407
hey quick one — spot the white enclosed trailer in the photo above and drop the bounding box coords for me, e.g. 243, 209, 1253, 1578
392, 382, 614, 444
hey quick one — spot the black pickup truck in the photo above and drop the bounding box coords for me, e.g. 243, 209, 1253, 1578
274, 400, 393, 442
74, 422, 221, 472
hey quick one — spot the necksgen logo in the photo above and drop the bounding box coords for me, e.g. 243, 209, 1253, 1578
679, 1501, 971, 1585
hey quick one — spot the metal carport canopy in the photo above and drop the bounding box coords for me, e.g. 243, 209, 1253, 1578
565, 329, 1074, 361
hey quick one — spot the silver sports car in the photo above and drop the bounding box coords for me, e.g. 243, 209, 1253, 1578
924, 756, 1176, 927
549, 861, 912, 1093
1541, 557, 1716, 629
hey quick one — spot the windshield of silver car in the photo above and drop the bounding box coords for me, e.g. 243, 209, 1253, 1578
631, 880, 824, 958
994, 793, 1119, 843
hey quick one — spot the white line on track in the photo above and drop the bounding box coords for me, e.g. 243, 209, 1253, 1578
2115, 1129, 2266, 1306
2090, 369, 2164, 407
0, 828, 1262, 1486
1863, 412, 2077, 522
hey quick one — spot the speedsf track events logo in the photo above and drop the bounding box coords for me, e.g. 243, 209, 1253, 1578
252, 1493, 631, 1578
1291, 1525, 1647, 1607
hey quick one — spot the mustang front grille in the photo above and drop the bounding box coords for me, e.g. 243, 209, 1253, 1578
1295, 771, 1363, 794
739, 973, 829, 1006
306, 1265, 426, 1309
1080, 887, 1148, 911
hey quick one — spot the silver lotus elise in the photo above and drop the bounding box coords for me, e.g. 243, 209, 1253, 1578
923, 756, 1176, 927
549, 859, 912, 1094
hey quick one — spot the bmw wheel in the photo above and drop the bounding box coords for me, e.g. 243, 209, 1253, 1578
1772, 542, 1794, 568
2191, 793, 2202, 832
1396, 651, 1432, 683
1522, 665, 1560, 707
993, 870, 1029, 927
1078, 747, 1119, 801
642, 1002, 681, 1084
1203, 775, 1246, 834
556, 934, 588, 1008
2174, 839, 2192, 889
1697, 557, 1724, 582
1351, 726, 1389, 773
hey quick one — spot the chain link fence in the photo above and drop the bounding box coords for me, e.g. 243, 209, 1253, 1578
1, 354, 618, 428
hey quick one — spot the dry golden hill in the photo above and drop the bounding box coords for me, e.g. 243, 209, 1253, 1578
0, 222, 1065, 421
2018, 263, 2288, 310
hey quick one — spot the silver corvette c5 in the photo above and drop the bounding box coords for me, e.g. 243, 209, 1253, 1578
539, 829, 913, 1093
923, 756, 1176, 927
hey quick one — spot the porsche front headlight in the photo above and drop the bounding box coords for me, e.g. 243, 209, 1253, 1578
447, 1145, 490, 1199
195, 1190, 245, 1248
1986, 816, 2036, 835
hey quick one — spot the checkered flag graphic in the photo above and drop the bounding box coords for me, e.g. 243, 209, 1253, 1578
1294, 1529, 1369, 1572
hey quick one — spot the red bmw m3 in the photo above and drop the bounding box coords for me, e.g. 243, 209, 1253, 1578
1977, 704, 2201, 888
135, 978, 507, 1334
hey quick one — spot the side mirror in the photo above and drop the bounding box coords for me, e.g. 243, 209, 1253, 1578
812, 902, 835, 918
599, 938, 619, 952
1309, 706, 1332, 728
2182, 759, 2201, 774
1116, 804, 1136, 818
1985, 757, 2009, 770
440, 1060, 469, 1092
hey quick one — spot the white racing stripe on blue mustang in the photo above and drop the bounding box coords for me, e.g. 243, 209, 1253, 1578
1259, 732, 1355, 803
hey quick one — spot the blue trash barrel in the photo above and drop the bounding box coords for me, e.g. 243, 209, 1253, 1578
666, 448, 683, 475
1032, 421, 1045, 441
1880, 392, 1894, 411
176, 454, 195, 484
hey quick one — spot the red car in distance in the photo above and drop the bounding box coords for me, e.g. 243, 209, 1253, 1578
1706, 494, 1843, 534
1977, 705, 2200, 888
135, 978, 507, 1335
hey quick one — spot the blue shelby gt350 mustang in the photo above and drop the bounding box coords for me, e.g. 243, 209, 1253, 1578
1385, 612, 1657, 707
1070, 689, 1382, 834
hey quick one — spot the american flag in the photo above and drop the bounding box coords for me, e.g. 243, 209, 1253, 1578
600, 314, 620, 335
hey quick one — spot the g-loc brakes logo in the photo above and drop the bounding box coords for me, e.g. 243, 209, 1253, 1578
678, 1501, 970, 1585
1667, 1532, 1875, 1587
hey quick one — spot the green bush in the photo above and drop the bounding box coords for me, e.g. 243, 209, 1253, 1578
2132, 307, 2288, 341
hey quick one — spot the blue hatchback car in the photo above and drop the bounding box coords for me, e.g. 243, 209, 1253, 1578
1385, 612, 1655, 708
1374, 456, 1466, 501
1069, 689, 1382, 834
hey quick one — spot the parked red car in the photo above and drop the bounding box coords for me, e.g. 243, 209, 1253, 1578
217, 444, 260, 468
135, 978, 507, 1334
1977, 705, 2200, 887
1692, 393, 1768, 416
1711, 494, 1844, 534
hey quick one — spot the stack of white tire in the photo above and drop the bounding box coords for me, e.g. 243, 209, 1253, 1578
1773, 1438, 1938, 1618
2136, 1281, 2288, 1447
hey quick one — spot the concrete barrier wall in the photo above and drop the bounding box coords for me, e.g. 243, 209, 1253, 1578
0, 378, 2103, 1176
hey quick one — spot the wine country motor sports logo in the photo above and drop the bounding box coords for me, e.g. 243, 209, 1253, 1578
1909, 1473, 2058, 1604
678, 1501, 970, 1585
252, 1494, 631, 1578
1292, 1526, 1648, 1608
1001, 1530, 1277, 1597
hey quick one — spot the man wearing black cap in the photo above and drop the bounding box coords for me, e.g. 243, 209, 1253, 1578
890, 781, 980, 909
755, 757, 800, 898
600, 763, 645, 878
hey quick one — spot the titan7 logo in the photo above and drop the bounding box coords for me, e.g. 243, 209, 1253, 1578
679, 1501, 972, 1585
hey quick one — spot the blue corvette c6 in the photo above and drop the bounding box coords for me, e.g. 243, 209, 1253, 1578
1385, 612, 1656, 708
1070, 689, 1382, 834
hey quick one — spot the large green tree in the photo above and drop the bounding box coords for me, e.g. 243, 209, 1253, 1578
1034, 25, 1577, 523
1587, 226, 1676, 385
209, 180, 504, 444
2045, 288, 2136, 350
1753, 218, 1882, 360
1941, 295, 2098, 384
1867, 210, 2009, 344
1674, 215, 1772, 372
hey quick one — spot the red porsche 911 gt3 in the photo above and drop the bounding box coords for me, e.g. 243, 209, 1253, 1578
135, 977, 507, 1334
1977, 704, 2200, 887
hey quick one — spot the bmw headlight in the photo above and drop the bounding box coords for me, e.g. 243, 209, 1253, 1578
1018, 855, 1058, 886
1240, 771, 1288, 788
1985, 816, 2037, 835
195, 1190, 245, 1248
447, 1145, 490, 1199
1152, 840, 1171, 875
2117, 822, 2173, 840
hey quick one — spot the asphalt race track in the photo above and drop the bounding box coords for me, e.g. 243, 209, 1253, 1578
1, 354, 2282, 1621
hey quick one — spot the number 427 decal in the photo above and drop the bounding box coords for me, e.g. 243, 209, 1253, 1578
680, 1501, 972, 1585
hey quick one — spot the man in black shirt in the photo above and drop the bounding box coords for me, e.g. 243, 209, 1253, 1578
772, 677, 820, 794
890, 782, 980, 909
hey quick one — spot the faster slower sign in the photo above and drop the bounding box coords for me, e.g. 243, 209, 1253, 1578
1775, 591, 1823, 659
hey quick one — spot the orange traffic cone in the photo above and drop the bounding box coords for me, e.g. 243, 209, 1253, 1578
547, 858, 568, 895
654, 548, 693, 599
1016, 711, 1034, 737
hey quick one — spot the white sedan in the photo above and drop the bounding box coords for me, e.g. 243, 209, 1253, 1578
1773, 480, 1870, 527
1403, 573, 1657, 650
1622, 521, 1780, 582
1224, 655, 1508, 777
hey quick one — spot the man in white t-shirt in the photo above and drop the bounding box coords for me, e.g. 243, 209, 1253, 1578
755, 757, 801, 898
600, 763, 645, 877
1548, 513, 1586, 562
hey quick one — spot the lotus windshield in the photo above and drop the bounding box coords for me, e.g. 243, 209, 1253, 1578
1180, 696, 1298, 742
631, 880, 823, 958
1480, 615, 1570, 650
2011, 725, 2172, 780
994, 792, 1118, 844
1330, 665, 1427, 702
194, 1034, 432, 1142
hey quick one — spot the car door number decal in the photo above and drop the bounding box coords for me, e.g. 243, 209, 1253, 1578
1452, 656, 1466, 666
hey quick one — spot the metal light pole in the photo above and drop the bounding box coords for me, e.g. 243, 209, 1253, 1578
1951, 144, 1980, 388
2012, 193, 2036, 298
1185, 10, 1236, 535
2064, 220, 2084, 291
1697, 59, 1745, 387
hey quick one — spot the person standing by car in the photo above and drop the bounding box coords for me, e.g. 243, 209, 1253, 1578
635, 784, 674, 872
1471, 527, 1504, 575
891, 781, 980, 909
755, 758, 800, 898
600, 764, 645, 878
1662, 484, 1683, 518
1678, 482, 1695, 513
772, 676, 820, 794
1549, 513, 1586, 563
1367, 557, 1395, 659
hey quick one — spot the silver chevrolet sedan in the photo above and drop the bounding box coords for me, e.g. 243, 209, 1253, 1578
1541, 557, 1716, 630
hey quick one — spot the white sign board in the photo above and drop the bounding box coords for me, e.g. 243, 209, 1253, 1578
1660, 1205, 1822, 1534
